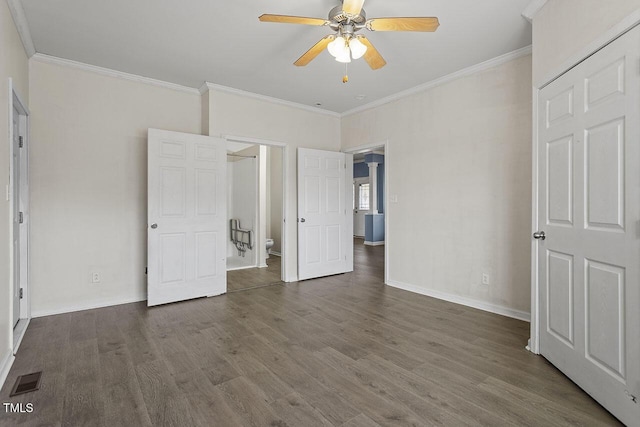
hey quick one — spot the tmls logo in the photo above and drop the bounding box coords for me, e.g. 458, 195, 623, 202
3, 403, 33, 413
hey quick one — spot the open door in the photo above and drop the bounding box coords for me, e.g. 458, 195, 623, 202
147, 129, 227, 306
297, 148, 353, 280
536, 26, 640, 424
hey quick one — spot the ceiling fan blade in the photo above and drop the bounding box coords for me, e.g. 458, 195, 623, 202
358, 36, 386, 70
294, 35, 335, 67
342, 0, 365, 16
259, 14, 329, 26
367, 17, 440, 32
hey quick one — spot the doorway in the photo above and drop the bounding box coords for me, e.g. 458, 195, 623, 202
225, 137, 286, 292
9, 80, 31, 351
344, 142, 388, 284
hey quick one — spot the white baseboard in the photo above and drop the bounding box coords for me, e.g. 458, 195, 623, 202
270, 251, 282, 257
13, 318, 30, 353
0, 350, 15, 392
31, 295, 146, 318
364, 241, 385, 246
386, 279, 531, 322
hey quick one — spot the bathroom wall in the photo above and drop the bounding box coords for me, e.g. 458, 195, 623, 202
227, 149, 257, 266
268, 147, 283, 254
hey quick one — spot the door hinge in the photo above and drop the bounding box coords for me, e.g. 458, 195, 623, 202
18, 136, 23, 148
19, 288, 23, 299
18, 212, 23, 224
145, 267, 148, 275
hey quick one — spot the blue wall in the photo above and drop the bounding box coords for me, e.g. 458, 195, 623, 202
354, 162, 369, 178
352, 155, 384, 213
365, 214, 385, 242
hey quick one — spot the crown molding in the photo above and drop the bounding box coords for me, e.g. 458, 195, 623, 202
31, 53, 201, 95
341, 45, 532, 117
201, 82, 341, 118
522, 0, 548, 22
6, 0, 36, 57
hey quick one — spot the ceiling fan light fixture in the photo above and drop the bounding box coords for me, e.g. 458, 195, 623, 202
349, 37, 368, 59
327, 36, 347, 58
335, 48, 352, 63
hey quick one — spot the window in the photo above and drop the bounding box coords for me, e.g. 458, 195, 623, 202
358, 183, 370, 210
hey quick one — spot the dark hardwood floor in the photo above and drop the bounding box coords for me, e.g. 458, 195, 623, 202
0, 240, 620, 426
227, 255, 282, 292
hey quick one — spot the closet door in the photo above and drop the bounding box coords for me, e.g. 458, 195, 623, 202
536, 26, 640, 425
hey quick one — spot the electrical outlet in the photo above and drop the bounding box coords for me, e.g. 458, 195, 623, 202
92, 272, 100, 283
482, 273, 490, 285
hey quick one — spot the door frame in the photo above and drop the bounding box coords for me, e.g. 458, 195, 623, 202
223, 135, 291, 282
343, 140, 389, 285
529, 11, 640, 354
8, 78, 31, 352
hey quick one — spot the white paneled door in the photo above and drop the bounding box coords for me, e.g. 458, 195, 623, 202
298, 148, 353, 280
147, 129, 227, 306
537, 26, 640, 424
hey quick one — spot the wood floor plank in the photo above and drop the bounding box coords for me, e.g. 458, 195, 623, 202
134, 359, 196, 427
270, 392, 334, 427
0, 240, 621, 426
217, 376, 288, 427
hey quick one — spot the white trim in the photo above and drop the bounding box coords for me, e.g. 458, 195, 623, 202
30, 53, 201, 95
269, 251, 282, 257
342, 46, 532, 117
535, 9, 640, 88
6, 0, 36, 57
202, 82, 340, 118
522, 0, 548, 22
387, 279, 531, 322
364, 241, 384, 246
31, 296, 146, 318
0, 351, 15, 391
9, 80, 32, 354
530, 85, 541, 354
12, 318, 30, 354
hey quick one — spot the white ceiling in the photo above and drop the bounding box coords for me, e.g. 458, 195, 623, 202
20, 0, 532, 113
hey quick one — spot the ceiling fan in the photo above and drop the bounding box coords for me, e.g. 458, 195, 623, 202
259, 0, 439, 73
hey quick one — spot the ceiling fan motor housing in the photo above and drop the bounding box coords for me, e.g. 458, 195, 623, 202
329, 5, 367, 26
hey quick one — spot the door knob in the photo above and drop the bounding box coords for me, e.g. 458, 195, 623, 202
533, 231, 545, 240
150, 223, 158, 229
300, 218, 306, 223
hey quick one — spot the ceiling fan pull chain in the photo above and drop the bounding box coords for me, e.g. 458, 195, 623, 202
343, 63, 349, 83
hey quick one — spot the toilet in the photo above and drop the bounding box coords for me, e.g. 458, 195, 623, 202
266, 238, 274, 258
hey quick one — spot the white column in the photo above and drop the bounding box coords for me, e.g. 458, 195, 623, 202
368, 162, 378, 214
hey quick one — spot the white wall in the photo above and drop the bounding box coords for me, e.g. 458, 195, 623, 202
0, 0, 30, 382
533, 0, 640, 84
205, 89, 341, 280
28, 59, 201, 316
341, 55, 533, 316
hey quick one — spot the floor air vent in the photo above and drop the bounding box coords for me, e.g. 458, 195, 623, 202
9, 372, 42, 397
